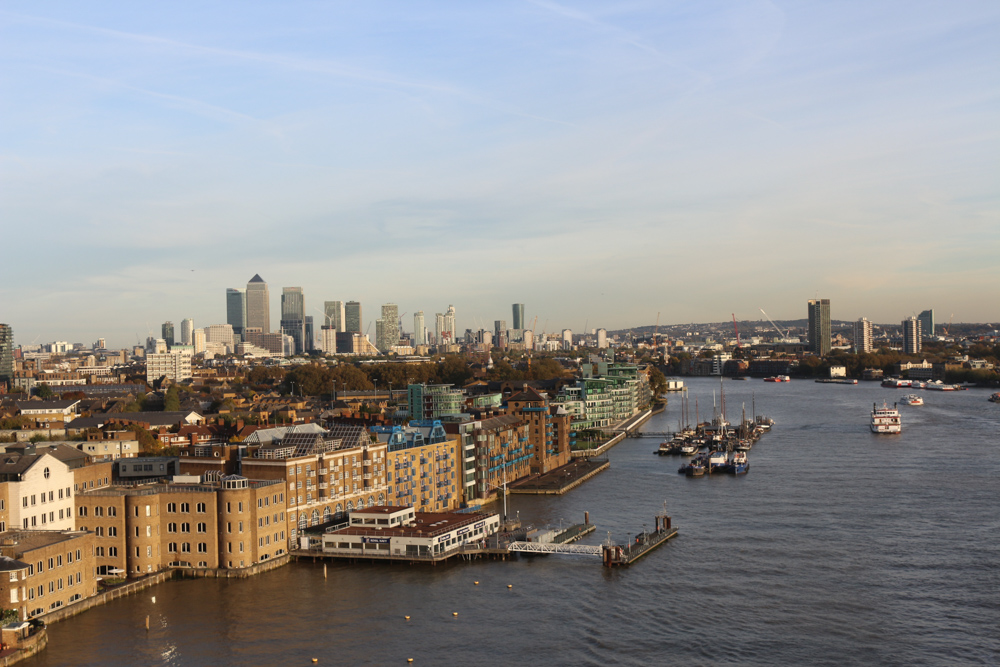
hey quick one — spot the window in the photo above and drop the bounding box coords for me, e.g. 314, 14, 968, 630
145, 505, 151, 517
108, 507, 117, 517
197, 503, 206, 513
95, 506, 103, 517
197, 523, 206, 533
181, 523, 190, 533
181, 503, 190, 513
168, 543, 177, 553
182, 543, 191, 553
197, 543, 207, 553
43, 467, 50, 479
167, 503, 177, 513
108, 527, 117, 537
147, 546, 152, 558
79, 506, 87, 517
168, 523, 177, 533
108, 547, 118, 557
96, 547, 104, 557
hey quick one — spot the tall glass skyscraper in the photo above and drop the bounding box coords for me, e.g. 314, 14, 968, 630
413, 311, 426, 346
226, 288, 247, 340
245, 275, 270, 333
281, 287, 305, 354
345, 301, 362, 333
512, 303, 525, 331
0, 323, 13, 383
807, 299, 831, 356
161, 322, 175, 347
918, 309, 934, 339
324, 301, 345, 332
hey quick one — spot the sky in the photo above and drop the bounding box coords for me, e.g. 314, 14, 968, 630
2, 1, 998, 347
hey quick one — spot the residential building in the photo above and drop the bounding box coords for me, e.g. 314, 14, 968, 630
193, 329, 206, 355
180, 318, 194, 346
443, 306, 456, 343
146, 349, 193, 384
408, 384, 464, 420
597, 329, 608, 349
161, 322, 175, 347
323, 301, 345, 332
376, 304, 400, 353
244, 328, 285, 356
562, 329, 573, 349
372, 420, 461, 512
807, 299, 831, 356
226, 288, 247, 341
460, 415, 529, 514
505, 386, 572, 474
0, 529, 97, 620
903, 317, 922, 355
319, 326, 337, 355
245, 274, 270, 334
205, 324, 235, 347
413, 312, 426, 346
854, 317, 873, 353
14, 400, 81, 429
345, 301, 362, 334
918, 309, 934, 339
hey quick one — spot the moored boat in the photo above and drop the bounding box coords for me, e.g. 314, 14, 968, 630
901, 394, 923, 406
871, 402, 902, 434
727, 450, 749, 474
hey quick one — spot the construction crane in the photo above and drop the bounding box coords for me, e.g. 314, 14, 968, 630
759, 308, 789, 339
732, 313, 741, 348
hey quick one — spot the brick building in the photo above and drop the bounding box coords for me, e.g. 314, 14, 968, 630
0, 529, 97, 620
505, 387, 572, 474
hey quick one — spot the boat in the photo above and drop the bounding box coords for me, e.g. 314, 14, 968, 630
707, 450, 728, 473
871, 402, 902, 434
901, 394, 923, 406
727, 451, 749, 474
754, 415, 774, 431
990, 393, 1000, 404
925, 381, 961, 392
679, 442, 699, 455
881, 378, 912, 388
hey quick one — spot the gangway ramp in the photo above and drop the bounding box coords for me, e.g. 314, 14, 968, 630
507, 542, 602, 557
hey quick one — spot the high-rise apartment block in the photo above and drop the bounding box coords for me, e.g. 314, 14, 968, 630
324, 301, 345, 332
854, 318, 873, 353
807, 299, 831, 356
180, 318, 194, 346
245, 275, 270, 334
376, 304, 400, 353
161, 322, 175, 347
0, 323, 13, 384
902, 317, 922, 354
146, 349, 193, 384
918, 309, 934, 339
226, 288, 247, 341
413, 312, 426, 346
597, 328, 608, 349
444, 306, 456, 342
494, 320, 507, 342
562, 329, 573, 349
345, 301, 362, 334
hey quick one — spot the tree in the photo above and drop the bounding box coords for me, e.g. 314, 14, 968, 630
329, 364, 374, 391
35, 383, 54, 399
648, 366, 668, 398
164, 385, 181, 412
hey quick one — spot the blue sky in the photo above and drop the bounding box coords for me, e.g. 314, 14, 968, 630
2, 1, 998, 347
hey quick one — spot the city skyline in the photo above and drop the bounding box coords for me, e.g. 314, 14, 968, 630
2, 3, 998, 346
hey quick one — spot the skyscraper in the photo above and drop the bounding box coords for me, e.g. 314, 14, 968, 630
0, 324, 13, 383
918, 309, 934, 339
161, 321, 175, 347
180, 318, 194, 346
324, 301, 345, 332
377, 304, 400, 352
597, 328, 608, 349
345, 301, 362, 334
280, 287, 305, 354
902, 317, 922, 355
807, 299, 831, 356
435, 313, 445, 344
444, 305, 456, 342
413, 311, 426, 346
854, 318, 873, 353
304, 316, 314, 353
245, 274, 270, 334
512, 303, 525, 331
494, 320, 507, 342
226, 288, 247, 340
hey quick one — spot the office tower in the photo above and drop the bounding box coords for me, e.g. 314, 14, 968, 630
435, 313, 445, 344
512, 304, 525, 331
854, 318, 873, 354
413, 312, 426, 346
280, 287, 305, 354
345, 301, 362, 334
0, 324, 13, 383
226, 288, 247, 340
95, 338, 106, 350
324, 301, 345, 332
180, 318, 194, 346
304, 316, 314, 353
597, 328, 608, 349
245, 274, 270, 334
444, 305, 456, 342
562, 329, 573, 349
205, 324, 235, 346
193, 328, 206, 355
161, 322, 175, 347
902, 317, 922, 355
494, 320, 507, 342
807, 299, 831, 356
376, 304, 400, 352
918, 309, 934, 339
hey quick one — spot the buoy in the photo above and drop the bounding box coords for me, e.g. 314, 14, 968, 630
507, 584, 512, 589
408, 660, 414, 663
474, 581, 479, 585
404, 616, 410, 620
452, 612, 458, 617
152, 596, 156, 603
312, 660, 318, 664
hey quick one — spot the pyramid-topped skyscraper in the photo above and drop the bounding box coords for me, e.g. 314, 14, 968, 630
246, 274, 270, 333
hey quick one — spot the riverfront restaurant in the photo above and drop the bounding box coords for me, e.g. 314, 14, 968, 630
318, 506, 500, 559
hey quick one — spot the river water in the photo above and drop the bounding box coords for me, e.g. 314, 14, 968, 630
24, 378, 1000, 666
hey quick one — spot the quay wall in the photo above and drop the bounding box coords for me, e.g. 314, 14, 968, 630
0, 629, 47, 667
175, 554, 290, 579
40, 570, 176, 625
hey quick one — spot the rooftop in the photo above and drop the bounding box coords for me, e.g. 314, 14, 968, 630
329, 511, 494, 539
0, 530, 90, 555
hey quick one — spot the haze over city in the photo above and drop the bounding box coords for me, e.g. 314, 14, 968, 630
2, 2, 998, 347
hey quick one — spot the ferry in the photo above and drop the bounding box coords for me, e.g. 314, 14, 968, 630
763, 375, 790, 383
871, 402, 902, 434
925, 381, 963, 392
901, 394, 924, 406
881, 378, 911, 388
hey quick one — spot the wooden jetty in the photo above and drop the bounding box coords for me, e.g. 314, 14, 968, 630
602, 508, 677, 567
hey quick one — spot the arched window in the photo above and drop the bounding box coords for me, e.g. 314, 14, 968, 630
322, 507, 331, 523
335, 503, 343, 513
310, 509, 319, 526
356, 497, 365, 510
368, 495, 375, 507
377, 493, 385, 505
298, 514, 306, 530
346, 501, 354, 512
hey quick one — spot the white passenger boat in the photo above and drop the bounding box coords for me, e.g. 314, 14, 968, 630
871, 402, 902, 434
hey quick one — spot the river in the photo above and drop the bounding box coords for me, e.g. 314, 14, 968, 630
24, 378, 1000, 665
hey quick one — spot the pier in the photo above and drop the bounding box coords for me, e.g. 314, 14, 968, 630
509, 459, 609, 495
